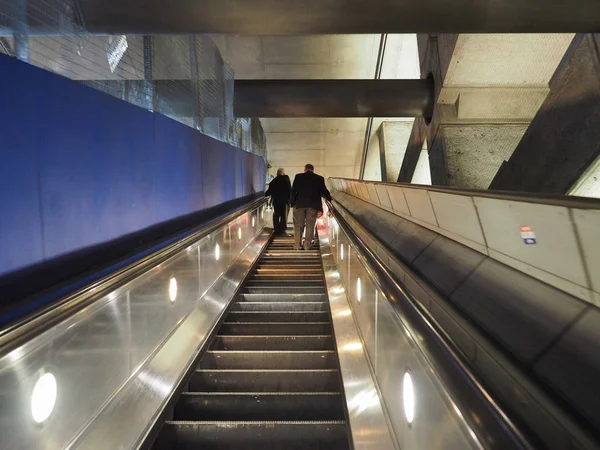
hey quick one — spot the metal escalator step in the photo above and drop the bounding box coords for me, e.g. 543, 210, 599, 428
199, 350, 338, 369
219, 322, 331, 336
262, 254, 320, 259
211, 335, 334, 351
174, 392, 345, 421
238, 293, 327, 303
246, 280, 324, 287
231, 301, 327, 312
190, 369, 341, 392
155, 421, 350, 450
243, 286, 325, 294
226, 311, 329, 322
250, 274, 324, 280
255, 268, 323, 273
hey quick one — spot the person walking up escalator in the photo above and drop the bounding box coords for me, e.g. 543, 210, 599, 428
265, 168, 292, 235
290, 164, 331, 250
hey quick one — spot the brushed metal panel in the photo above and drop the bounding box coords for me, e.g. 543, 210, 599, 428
375, 300, 478, 449
374, 184, 393, 211
0, 208, 267, 450
413, 236, 486, 296
473, 345, 573, 450
534, 307, 600, 432
320, 225, 396, 450
347, 244, 378, 360
366, 183, 380, 204
389, 216, 438, 263
429, 192, 486, 246
571, 208, 600, 294
402, 188, 438, 226
474, 197, 588, 288
324, 207, 480, 450
385, 185, 411, 216
451, 258, 587, 364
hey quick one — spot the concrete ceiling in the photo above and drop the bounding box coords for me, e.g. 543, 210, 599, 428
212, 34, 420, 181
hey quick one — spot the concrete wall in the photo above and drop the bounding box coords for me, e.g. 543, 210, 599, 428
491, 34, 600, 194
0, 54, 265, 278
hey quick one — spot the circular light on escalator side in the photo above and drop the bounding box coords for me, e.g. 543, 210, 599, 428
357, 277, 362, 303
169, 277, 178, 302
261, 209, 264, 219
31, 372, 57, 424
238, 227, 242, 240
403, 371, 415, 425
215, 243, 220, 261
252, 216, 256, 227
340, 244, 344, 261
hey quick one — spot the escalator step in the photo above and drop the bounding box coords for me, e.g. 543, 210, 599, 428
250, 274, 324, 281
226, 311, 329, 322
231, 301, 327, 312
211, 335, 334, 351
174, 392, 345, 421
199, 350, 338, 370
155, 421, 350, 450
246, 280, 325, 288
243, 286, 326, 294
153, 236, 350, 450
219, 322, 332, 336
190, 369, 341, 392
238, 293, 327, 303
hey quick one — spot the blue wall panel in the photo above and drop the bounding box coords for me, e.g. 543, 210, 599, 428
201, 139, 237, 209
0, 55, 265, 277
0, 64, 44, 271
153, 114, 204, 223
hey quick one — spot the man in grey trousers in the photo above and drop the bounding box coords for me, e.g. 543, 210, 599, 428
290, 164, 332, 250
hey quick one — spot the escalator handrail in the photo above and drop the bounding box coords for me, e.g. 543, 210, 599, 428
0, 197, 267, 357
325, 199, 533, 449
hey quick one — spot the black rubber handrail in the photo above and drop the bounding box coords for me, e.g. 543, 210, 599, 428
326, 198, 533, 449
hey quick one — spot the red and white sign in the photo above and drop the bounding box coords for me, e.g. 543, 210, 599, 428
519, 226, 536, 245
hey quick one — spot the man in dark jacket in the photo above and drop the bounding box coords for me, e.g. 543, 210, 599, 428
290, 164, 332, 250
265, 168, 292, 234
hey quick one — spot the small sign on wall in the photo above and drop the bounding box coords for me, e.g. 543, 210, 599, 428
520, 226, 536, 245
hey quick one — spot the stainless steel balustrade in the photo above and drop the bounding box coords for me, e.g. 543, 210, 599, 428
0, 200, 269, 450
321, 200, 532, 450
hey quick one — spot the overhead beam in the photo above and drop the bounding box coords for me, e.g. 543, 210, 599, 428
76, 0, 600, 34
234, 79, 434, 118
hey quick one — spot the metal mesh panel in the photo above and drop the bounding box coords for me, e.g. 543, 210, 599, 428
0, 0, 265, 155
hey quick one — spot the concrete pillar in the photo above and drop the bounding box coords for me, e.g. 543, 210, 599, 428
490, 34, 600, 194
417, 33, 575, 189
398, 117, 427, 182
362, 128, 382, 181
377, 121, 414, 182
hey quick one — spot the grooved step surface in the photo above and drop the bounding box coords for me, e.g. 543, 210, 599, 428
155, 421, 349, 450
212, 335, 334, 351
174, 392, 345, 421
154, 236, 349, 450
190, 369, 341, 392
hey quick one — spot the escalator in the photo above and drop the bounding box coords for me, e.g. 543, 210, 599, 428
153, 234, 351, 450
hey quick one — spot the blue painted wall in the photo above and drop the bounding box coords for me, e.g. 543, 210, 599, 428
0, 54, 265, 277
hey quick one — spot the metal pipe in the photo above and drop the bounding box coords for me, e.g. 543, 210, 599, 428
234, 78, 434, 118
